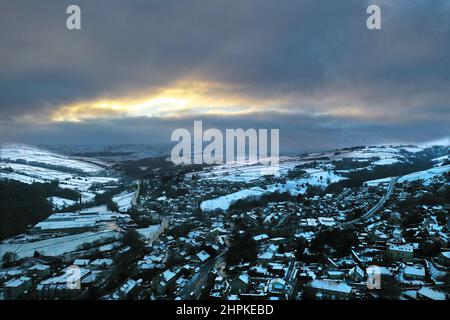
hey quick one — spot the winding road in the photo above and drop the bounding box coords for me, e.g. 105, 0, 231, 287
343, 177, 398, 226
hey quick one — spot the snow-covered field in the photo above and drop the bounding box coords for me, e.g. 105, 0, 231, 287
0, 144, 120, 204
188, 145, 430, 184
432, 155, 449, 167
344, 147, 409, 167
365, 165, 450, 186
199, 144, 448, 212
201, 187, 267, 211
187, 157, 302, 182
113, 191, 135, 212
0, 230, 121, 260
0, 144, 105, 173
0, 162, 118, 187
47, 197, 76, 210
201, 169, 346, 212
136, 225, 161, 240
372, 158, 402, 166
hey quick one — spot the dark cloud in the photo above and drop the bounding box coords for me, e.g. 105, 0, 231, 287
1, 113, 448, 153
0, 0, 449, 149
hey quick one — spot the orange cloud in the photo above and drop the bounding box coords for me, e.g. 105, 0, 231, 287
49, 79, 287, 121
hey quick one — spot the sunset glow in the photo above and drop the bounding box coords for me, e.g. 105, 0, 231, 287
50, 80, 286, 122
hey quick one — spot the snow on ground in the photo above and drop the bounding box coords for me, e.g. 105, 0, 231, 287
136, 225, 161, 240
0, 147, 119, 202
366, 165, 450, 186
261, 169, 345, 197
201, 187, 267, 212
399, 146, 424, 153
398, 165, 450, 184
432, 155, 449, 167
187, 157, 302, 183
0, 171, 46, 184
188, 145, 429, 183
112, 191, 135, 212
372, 158, 401, 166
80, 205, 109, 213
47, 197, 76, 210
0, 162, 74, 181
345, 147, 406, 164
201, 169, 345, 212
365, 177, 396, 187
0, 163, 118, 190
0, 230, 121, 260
0, 144, 105, 173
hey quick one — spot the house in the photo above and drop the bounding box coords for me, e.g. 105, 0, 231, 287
139, 254, 166, 271
386, 244, 414, 260
300, 218, 318, 229
348, 265, 365, 282
35, 267, 92, 299
326, 270, 345, 280
230, 274, 250, 294
266, 278, 286, 297
3, 276, 32, 299
257, 244, 279, 264
89, 258, 113, 269
73, 259, 90, 267
33, 211, 121, 234
318, 217, 336, 227
152, 269, 179, 295
196, 250, 211, 262
417, 287, 446, 300
27, 264, 51, 278
111, 279, 143, 300
257, 251, 275, 264
403, 265, 425, 281
210, 275, 230, 299
253, 234, 269, 243
305, 280, 353, 300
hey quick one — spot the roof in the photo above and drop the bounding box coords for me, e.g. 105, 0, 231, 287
309, 280, 352, 294
4, 276, 31, 288
90, 258, 113, 267
120, 279, 140, 295
388, 244, 413, 253
349, 265, 365, 278
28, 264, 50, 271
162, 269, 177, 282
238, 274, 250, 285
257, 251, 274, 261
74, 259, 90, 266
318, 217, 336, 226
404, 266, 425, 277
417, 287, 446, 300
196, 250, 211, 262
253, 234, 269, 241
269, 278, 286, 291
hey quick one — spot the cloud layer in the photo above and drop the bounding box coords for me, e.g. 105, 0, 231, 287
0, 0, 449, 151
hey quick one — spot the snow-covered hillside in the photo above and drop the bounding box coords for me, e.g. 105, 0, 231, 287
0, 144, 120, 204
365, 165, 450, 187
0, 144, 105, 173
200, 144, 449, 212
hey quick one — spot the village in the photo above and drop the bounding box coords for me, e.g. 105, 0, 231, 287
0, 144, 449, 301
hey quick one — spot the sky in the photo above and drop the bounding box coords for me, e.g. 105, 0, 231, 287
0, 0, 449, 152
